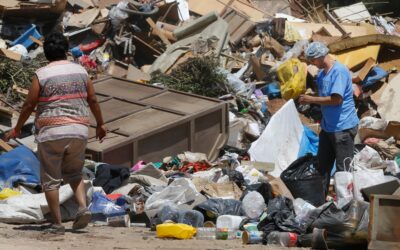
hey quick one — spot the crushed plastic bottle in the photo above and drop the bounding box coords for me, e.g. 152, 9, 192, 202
267, 231, 298, 247
196, 227, 216, 240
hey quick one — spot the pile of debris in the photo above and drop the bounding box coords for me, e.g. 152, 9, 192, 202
0, 0, 400, 249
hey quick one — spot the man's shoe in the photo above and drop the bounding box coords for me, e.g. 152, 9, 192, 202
72, 208, 92, 230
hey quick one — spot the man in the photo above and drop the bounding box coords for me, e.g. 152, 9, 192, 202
299, 42, 359, 196
5, 32, 107, 234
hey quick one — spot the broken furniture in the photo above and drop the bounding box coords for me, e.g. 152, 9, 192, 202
85, 76, 228, 165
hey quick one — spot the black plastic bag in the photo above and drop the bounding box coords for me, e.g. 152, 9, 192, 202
240, 182, 273, 204
257, 196, 304, 244
280, 154, 325, 206
298, 200, 369, 249
194, 198, 244, 221
222, 168, 246, 189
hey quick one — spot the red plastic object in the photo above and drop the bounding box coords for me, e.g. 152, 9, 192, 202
79, 39, 105, 53
106, 193, 123, 201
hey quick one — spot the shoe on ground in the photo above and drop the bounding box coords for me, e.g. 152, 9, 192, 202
72, 208, 92, 230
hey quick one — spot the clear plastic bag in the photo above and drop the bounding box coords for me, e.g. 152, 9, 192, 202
242, 191, 266, 219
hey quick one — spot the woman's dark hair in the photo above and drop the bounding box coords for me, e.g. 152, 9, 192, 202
43, 32, 69, 62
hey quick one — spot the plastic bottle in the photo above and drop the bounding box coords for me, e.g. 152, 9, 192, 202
158, 204, 179, 223
216, 215, 244, 231
196, 227, 216, 240
242, 191, 266, 219
215, 228, 236, 240
178, 210, 204, 227
156, 223, 196, 239
267, 231, 298, 247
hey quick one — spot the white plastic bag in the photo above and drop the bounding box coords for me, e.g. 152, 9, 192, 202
353, 167, 386, 200
144, 178, 200, 214
334, 159, 354, 208
353, 146, 382, 169
249, 100, 303, 177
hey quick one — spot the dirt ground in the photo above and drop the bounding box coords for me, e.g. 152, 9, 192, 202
0, 222, 308, 250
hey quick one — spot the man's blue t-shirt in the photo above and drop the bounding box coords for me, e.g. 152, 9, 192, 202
316, 61, 359, 132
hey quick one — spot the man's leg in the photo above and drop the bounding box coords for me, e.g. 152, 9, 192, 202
334, 126, 357, 172
317, 130, 336, 196
44, 190, 62, 225
69, 179, 87, 210
38, 140, 66, 232
62, 139, 91, 230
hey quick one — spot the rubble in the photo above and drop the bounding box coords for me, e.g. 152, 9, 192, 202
0, 1, 399, 249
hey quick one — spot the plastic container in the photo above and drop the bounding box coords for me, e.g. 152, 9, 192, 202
71, 46, 83, 58
267, 231, 298, 247
215, 228, 235, 240
107, 214, 131, 227
242, 191, 266, 219
216, 215, 244, 231
196, 227, 216, 240
156, 223, 196, 239
10, 24, 42, 49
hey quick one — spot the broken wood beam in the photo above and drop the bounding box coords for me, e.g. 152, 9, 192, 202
249, 54, 266, 81
132, 35, 162, 55
328, 34, 400, 53
0, 139, 13, 152
12, 84, 29, 96
324, 9, 351, 38
146, 17, 171, 45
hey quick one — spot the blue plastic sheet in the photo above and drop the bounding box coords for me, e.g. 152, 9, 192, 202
0, 146, 40, 188
298, 125, 319, 157
88, 192, 125, 216
261, 82, 281, 99
362, 66, 388, 89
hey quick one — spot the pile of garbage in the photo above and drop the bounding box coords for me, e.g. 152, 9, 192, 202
0, 0, 400, 249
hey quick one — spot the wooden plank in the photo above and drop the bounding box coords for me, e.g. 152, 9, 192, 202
227, 14, 246, 34
287, 22, 377, 40
0, 48, 21, 61
29, 35, 43, 46
66, 8, 100, 28
0, 139, 13, 152
230, 20, 255, 45
324, 9, 351, 38
12, 84, 29, 96
353, 57, 376, 83
368, 194, 400, 249
249, 54, 266, 81
127, 64, 151, 82
188, 0, 268, 22
146, 17, 171, 45
0, 0, 19, 8
241, 160, 274, 172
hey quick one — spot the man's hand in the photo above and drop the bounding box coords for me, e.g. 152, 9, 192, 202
299, 94, 314, 105
3, 128, 20, 142
96, 124, 107, 143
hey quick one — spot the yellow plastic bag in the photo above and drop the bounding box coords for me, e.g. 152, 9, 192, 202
276, 58, 307, 100
156, 223, 196, 239
0, 188, 21, 200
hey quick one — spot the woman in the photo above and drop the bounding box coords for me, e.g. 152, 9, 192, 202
5, 32, 107, 234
